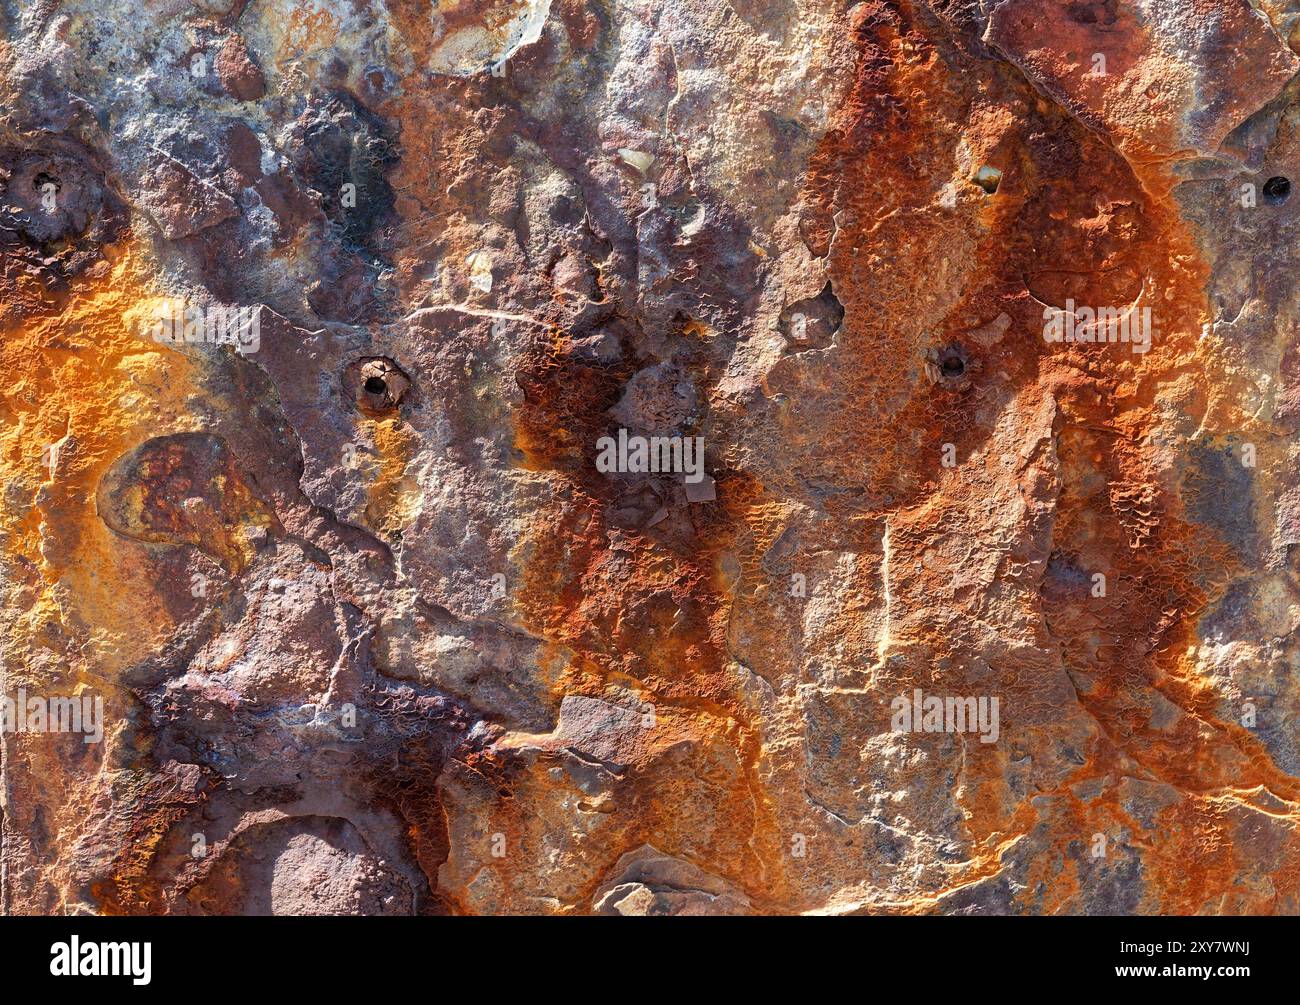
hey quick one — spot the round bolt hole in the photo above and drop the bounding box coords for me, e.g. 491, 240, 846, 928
1264, 176, 1291, 205
940, 355, 965, 378
347, 356, 411, 415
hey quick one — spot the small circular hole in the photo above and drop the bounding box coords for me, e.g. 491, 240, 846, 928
1263, 176, 1291, 205
941, 355, 965, 378
364, 376, 387, 395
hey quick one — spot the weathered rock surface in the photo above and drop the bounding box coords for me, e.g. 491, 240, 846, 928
2, 0, 1300, 915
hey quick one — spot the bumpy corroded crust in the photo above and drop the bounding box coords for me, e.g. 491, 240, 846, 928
2, 0, 1300, 915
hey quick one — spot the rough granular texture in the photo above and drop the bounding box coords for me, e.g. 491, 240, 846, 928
2, 0, 1300, 915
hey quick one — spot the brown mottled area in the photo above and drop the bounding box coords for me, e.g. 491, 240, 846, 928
986, 0, 1300, 161
215, 33, 266, 102
1, 0, 1299, 917
96, 431, 275, 573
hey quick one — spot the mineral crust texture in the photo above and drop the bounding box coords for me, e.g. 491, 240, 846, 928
3, 0, 1300, 916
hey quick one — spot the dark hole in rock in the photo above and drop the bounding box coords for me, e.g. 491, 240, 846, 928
346, 357, 411, 414
1264, 176, 1291, 205
778, 282, 845, 352
926, 343, 973, 387
0, 147, 114, 246
972, 165, 1001, 194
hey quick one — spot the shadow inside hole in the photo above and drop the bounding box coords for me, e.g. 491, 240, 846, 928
777, 282, 844, 352
972, 165, 1001, 195
1263, 175, 1291, 205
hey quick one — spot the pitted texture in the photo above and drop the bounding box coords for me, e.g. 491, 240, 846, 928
2, 0, 1300, 915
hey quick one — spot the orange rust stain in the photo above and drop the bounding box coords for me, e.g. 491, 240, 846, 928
280, 6, 342, 64
0, 249, 206, 679
782, 0, 1300, 912
505, 322, 791, 905
364, 414, 420, 536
